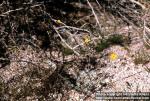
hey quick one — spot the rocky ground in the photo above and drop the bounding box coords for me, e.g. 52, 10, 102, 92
0, 0, 150, 101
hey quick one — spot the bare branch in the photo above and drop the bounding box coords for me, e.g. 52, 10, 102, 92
129, 0, 146, 10
0, 4, 42, 17
53, 26, 80, 56
87, 0, 103, 39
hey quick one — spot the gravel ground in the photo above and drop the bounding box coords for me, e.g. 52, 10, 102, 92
66, 45, 150, 101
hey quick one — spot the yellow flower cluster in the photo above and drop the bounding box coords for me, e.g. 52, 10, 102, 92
83, 35, 91, 45
109, 52, 118, 61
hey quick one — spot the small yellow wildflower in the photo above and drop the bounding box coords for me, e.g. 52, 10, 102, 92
83, 35, 91, 45
56, 20, 62, 24
109, 52, 118, 60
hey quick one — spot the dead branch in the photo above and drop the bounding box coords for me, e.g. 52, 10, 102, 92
0, 4, 42, 17
87, 0, 103, 39
143, 20, 150, 47
129, 0, 146, 10
53, 26, 80, 56
56, 26, 91, 34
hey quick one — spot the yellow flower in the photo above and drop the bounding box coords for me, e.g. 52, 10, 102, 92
56, 20, 62, 24
83, 35, 91, 45
109, 52, 118, 60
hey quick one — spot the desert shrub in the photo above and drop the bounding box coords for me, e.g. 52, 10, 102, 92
95, 34, 127, 52
108, 34, 124, 45
95, 39, 110, 52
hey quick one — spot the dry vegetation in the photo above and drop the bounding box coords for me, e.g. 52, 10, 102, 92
0, 0, 150, 100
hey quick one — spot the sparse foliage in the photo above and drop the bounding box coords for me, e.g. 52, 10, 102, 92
0, 0, 149, 100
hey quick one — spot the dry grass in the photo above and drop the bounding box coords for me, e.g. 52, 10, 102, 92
0, 0, 149, 100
